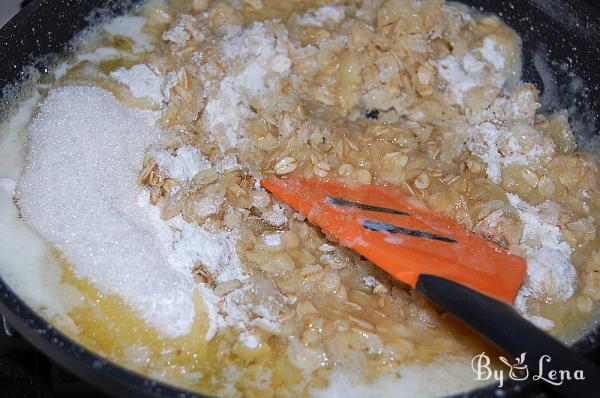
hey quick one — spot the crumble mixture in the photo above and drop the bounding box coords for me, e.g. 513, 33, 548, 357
1, 0, 600, 397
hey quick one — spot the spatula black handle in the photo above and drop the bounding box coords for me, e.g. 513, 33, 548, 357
416, 274, 600, 397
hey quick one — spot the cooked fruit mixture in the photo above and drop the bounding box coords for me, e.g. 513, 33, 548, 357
1, 1, 599, 397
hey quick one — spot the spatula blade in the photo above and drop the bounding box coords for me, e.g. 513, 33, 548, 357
261, 177, 526, 303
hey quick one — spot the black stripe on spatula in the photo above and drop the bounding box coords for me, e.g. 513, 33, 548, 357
416, 274, 600, 397
362, 220, 457, 243
326, 197, 409, 216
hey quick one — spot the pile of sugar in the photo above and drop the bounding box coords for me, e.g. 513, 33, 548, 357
202, 22, 292, 148
17, 86, 197, 337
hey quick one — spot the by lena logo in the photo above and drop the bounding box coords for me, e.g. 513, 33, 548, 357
471, 352, 585, 387
498, 353, 529, 381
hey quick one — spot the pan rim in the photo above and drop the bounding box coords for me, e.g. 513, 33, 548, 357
1, 0, 600, 397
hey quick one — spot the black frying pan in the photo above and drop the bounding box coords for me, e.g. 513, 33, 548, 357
1, 1, 600, 397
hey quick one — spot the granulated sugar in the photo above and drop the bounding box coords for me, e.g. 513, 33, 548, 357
17, 86, 196, 337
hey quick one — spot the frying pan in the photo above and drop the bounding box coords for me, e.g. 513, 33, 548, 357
1, 0, 600, 397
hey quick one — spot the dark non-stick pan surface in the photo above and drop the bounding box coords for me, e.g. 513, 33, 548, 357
1, 1, 600, 397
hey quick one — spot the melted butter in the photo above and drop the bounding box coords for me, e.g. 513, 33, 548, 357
57, 254, 497, 396
58, 259, 307, 396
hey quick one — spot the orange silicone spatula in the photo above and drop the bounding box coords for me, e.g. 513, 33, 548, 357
261, 176, 526, 303
261, 177, 600, 397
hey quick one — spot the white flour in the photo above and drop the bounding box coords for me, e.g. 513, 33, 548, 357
139, 195, 245, 283
262, 203, 288, 227
149, 145, 211, 181
466, 122, 503, 183
479, 37, 506, 71
162, 14, 204, 46
111, 64, 165, 105
509, 194, 576, 328
137, 187, 272, 341
297, 6, 346, 27
465, 80, 551, 185
262, 232, 283, 246
202, 22, 292, 149
466, 121, 554, 184
436, 37, 506, 106
138, 143, 280, 343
